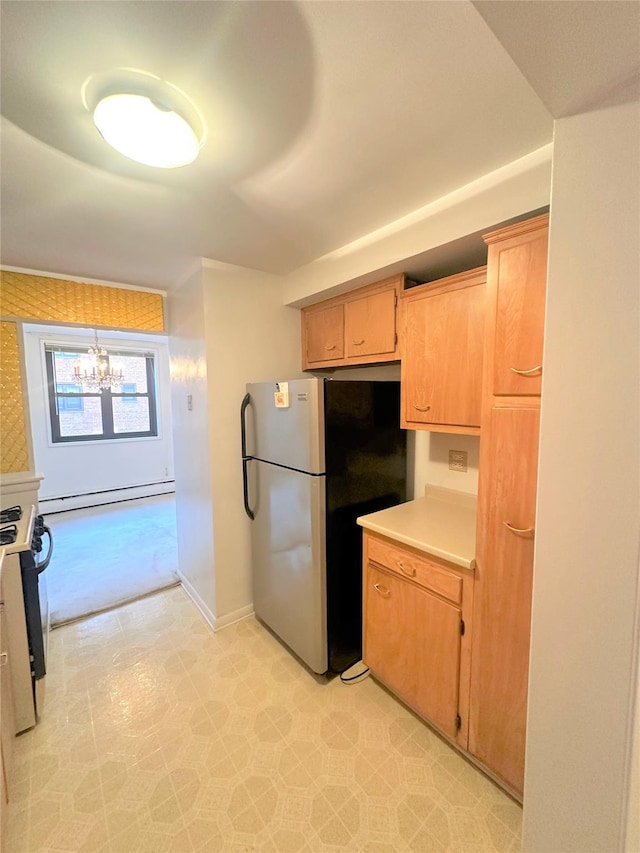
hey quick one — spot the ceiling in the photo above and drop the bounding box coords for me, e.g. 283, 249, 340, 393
0, 1, 637, 290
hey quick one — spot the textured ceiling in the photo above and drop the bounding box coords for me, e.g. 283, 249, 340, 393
0, 1, 555, 288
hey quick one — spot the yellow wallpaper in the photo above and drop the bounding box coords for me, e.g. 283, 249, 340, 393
0, 271, 166, 474
0, 321, 30, 474
0, 271, 164, 331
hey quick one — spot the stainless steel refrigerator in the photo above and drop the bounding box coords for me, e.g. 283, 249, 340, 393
241, 377, 406, 674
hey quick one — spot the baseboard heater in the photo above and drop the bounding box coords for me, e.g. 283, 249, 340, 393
40, 481, 175, 514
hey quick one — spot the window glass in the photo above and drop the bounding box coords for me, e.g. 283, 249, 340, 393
110, 354, 148, 393
112, 396, 151, 433
59, 397, 103, 437
53, 352, 83, 386
45, 345, 158, 443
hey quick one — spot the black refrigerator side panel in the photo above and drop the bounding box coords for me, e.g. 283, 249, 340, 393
324, 381, 407, 673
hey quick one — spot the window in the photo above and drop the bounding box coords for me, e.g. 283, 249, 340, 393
44, 346, 159, 443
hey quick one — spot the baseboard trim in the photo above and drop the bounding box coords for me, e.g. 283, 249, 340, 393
178, 572, 216, 631
40, 482, 175, 514
214, 604, 254, 632
177, 571, 254, 633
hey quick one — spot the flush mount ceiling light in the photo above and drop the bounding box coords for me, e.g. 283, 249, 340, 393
82, 69, 206, 169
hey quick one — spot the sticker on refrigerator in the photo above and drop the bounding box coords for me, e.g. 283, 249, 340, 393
274, 382, 290, 408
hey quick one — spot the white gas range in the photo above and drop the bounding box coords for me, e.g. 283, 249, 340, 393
0, 502, 52, 732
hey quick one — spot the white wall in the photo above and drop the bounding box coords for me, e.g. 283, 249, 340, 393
413, 432, 480, 497
202, 260, 301, 624
523, 96, 640, 852
167, 268, 217, 623
168, 260, 301, 628
22, 325, 174, 504
281, 145, 552, 306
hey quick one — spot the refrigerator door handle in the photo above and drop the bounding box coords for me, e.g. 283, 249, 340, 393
241, 392, 255, 519
241, 392, 251, 460
242, 458, 255, 520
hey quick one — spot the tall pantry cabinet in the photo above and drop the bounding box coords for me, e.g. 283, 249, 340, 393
469, 214, 549, 796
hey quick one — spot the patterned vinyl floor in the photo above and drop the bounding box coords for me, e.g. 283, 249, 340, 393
7, 586, 522, 852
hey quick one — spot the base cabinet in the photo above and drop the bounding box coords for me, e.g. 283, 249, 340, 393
363, 533, 473, 746
0, 569, 15, 853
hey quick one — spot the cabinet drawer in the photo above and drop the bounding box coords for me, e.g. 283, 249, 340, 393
367, 536, 462, 604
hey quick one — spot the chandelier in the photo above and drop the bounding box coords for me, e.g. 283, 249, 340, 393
74, 330, 124, 392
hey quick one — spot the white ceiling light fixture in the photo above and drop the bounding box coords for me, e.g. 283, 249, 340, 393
83, 68, 206, 169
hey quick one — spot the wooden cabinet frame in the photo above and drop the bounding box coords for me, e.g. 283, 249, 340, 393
399, 267, 487, 435
469, 213, 549, 798
301, 275, 404, 370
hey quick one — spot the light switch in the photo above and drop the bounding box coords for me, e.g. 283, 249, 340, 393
187, 394, 193, 411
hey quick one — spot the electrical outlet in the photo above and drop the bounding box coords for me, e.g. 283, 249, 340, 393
448, 450, 468, 472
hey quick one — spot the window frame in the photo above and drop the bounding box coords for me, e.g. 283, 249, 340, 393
44, 346, 159, 443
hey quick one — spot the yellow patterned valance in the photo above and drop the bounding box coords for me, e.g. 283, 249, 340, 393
0, 271, 164, 331
0, 321, 30, 474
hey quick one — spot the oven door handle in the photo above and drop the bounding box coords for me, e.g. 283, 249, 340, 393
36, 526, 53, 574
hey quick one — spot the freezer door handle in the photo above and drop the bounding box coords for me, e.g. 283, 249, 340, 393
242, 458, 255, 520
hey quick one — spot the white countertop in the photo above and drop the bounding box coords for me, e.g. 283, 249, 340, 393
357, 486, 477, 570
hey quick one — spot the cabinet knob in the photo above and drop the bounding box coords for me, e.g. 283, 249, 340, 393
503, 521, 535, 538
413, 404, 431, 412
509, 365, 542, 376
373, 583, 390, 598
325, 344, 337, 351
352, 339, 365, 346
398, 561, 416, 577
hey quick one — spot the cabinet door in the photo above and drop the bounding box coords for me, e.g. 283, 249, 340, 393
364, 563, 461, 739
345, 288, 396, 359
402, 281, 484, 429
0, 588, 15, 820
489, 221, 548, 396
304, 304, 344, 365
469, 403, 540, 794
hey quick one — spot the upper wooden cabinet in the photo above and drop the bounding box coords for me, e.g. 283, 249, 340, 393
301, 275, 403, 370
303, 304, 345, 365
344, 287, 397, 359
400, 267, 486, 435
484, 214, 549, 396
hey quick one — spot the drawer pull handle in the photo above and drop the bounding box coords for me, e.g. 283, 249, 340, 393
510, 365, 542, 376
374, 583, 390, 598
413, 404, 431, 412
325, 344, 337, 351
352, 339, 365, 345
503, 521, 535, 537
0, 652, 7, 667
398, 561, 416, 577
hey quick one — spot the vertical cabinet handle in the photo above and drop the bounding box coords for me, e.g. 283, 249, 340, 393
373, 583, 390, 598
510, 366, 542, 376
0, 652, 7, 666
